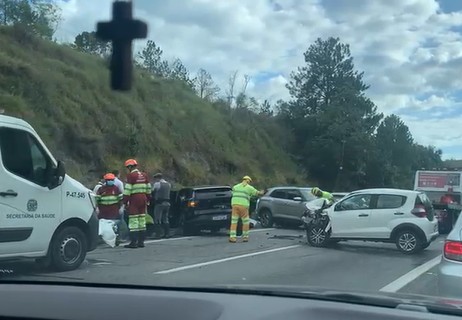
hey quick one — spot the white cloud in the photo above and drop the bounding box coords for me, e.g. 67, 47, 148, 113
54, 0, 462, 158
401, 114, 462, 156
250, 74, 290, 103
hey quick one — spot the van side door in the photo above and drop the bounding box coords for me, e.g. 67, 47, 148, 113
0, 127, 62, 256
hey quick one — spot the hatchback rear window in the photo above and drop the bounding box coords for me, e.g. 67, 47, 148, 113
194, 188, 231, 199
376, 195, 406, 209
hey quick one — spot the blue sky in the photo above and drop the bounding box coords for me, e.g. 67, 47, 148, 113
55, 0, 462, 159
438, 0, 462, 13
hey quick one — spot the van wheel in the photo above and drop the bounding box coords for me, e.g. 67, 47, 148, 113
51, 226, 87, 272
395, 229, 423, 254
259, 209, 273, 228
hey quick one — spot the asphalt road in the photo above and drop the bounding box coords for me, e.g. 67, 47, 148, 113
0, 227, 445, 297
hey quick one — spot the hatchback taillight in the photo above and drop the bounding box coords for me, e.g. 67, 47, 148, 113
411, 204, 427, 218
187, 200, 198, 208
444, 241, 462, 262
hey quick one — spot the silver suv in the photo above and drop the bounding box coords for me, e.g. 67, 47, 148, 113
256, 187, 316, 228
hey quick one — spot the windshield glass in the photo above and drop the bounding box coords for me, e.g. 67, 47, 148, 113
305, 198, 327, 211
300, 189, 317, 202
1, 0, 461, 309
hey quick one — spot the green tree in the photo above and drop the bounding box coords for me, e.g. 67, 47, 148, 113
0, 0, 15, 25
412, 145, 443, 171
259, 100, 274, 116
378, 115, 414, 165
284, 37, 383, 190
364, 115, 443, 188
366, 115, 414, 187
137, 40, 169, 77
234, 74, 254, 110
31, 0, 61, 39
168, 58, 195, 89
0, 0, 61, 39
74, 31, 111, 57
234, 93, 259, 112
194, 68, 220, 101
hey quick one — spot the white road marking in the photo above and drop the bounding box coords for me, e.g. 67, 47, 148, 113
119, 228, 279, 245
143, 228, 275, 244
153, 244, 301, 275
144, 237, 195, 244
379, 255, 442, 292
250, 228, 276, 233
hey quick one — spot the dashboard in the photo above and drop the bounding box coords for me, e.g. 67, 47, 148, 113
0, 283, 460, 320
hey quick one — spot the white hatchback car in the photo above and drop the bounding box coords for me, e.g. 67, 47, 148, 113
306, 188, 439, 254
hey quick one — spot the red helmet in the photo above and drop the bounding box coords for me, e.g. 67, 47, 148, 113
124, 159, 138, 167
103, 173, 115, 180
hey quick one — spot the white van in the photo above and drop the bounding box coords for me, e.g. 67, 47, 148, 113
0, 115, 99, 271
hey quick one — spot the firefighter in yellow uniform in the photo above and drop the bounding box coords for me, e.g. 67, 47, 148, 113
229, 176, 264, 243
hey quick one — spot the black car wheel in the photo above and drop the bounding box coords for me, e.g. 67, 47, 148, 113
50, 226, 87, 272
259, 209, 273, 228
178, 214, 198, 236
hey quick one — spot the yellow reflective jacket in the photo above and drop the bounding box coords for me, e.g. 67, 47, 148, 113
231, 182, 259, 208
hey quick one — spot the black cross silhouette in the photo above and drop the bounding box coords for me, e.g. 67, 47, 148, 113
96, 1, 148, 91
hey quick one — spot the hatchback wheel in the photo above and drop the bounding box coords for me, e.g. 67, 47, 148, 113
395, 229, 423, 254
306, 224, 330, 247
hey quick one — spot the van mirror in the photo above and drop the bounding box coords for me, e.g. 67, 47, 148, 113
56, 160, 66, 180
47, 160, 66, 189
293, 197, 303, 202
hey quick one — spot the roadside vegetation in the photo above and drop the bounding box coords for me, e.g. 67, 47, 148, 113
0, 0, 444, 190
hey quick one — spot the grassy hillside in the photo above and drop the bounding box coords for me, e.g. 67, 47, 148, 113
0, 26, 304, 188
